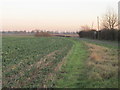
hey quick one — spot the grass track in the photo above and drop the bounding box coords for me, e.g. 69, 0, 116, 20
54, 38, 118, 88
55, 39, 88, 88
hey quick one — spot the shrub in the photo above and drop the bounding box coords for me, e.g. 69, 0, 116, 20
78, 29, 119, 41
35, 31, 51, 37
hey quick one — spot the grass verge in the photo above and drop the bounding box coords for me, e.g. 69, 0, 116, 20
76, 42, 118, 88
54, 38, 118, 88
77, 38, 118, 49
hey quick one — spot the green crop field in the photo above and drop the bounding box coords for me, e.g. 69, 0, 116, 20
2, 36, 73, 88
2, 36, 118, 88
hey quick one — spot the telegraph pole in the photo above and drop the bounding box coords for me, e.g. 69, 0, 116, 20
91, 22, 94, 29
118, 1, 120, 29
97, 16, 100, 39
97, 16, 99, 31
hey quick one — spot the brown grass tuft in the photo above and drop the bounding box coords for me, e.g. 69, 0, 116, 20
90, 52, 102, 61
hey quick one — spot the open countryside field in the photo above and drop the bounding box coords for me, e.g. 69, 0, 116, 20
2, 36, 118, 88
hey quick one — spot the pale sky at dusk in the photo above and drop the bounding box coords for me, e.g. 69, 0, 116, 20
0, 0, 119, 32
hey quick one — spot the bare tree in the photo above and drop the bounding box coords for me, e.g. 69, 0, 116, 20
80, 25, 91, 31
101, 9, 118, 30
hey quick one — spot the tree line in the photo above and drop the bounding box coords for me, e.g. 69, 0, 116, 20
78, 9, 120, 41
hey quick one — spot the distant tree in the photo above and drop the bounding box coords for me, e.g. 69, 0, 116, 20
101, 9, 118, 30
80, 25, 91, 31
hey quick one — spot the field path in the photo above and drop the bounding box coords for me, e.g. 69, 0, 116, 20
54, 39, 88, 88
54, 38, 118, 88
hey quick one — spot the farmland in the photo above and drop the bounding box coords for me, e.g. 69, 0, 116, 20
2, 36, 118, 88
2, 36, 73, 88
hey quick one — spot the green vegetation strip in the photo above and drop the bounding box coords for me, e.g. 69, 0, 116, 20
55, 39, 88, 88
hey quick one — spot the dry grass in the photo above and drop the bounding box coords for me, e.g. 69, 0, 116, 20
90, 52, 102, 61
88, 72, 102, 81
85, 42, 118, 81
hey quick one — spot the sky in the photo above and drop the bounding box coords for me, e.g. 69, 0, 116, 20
0, 0, 119, 32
